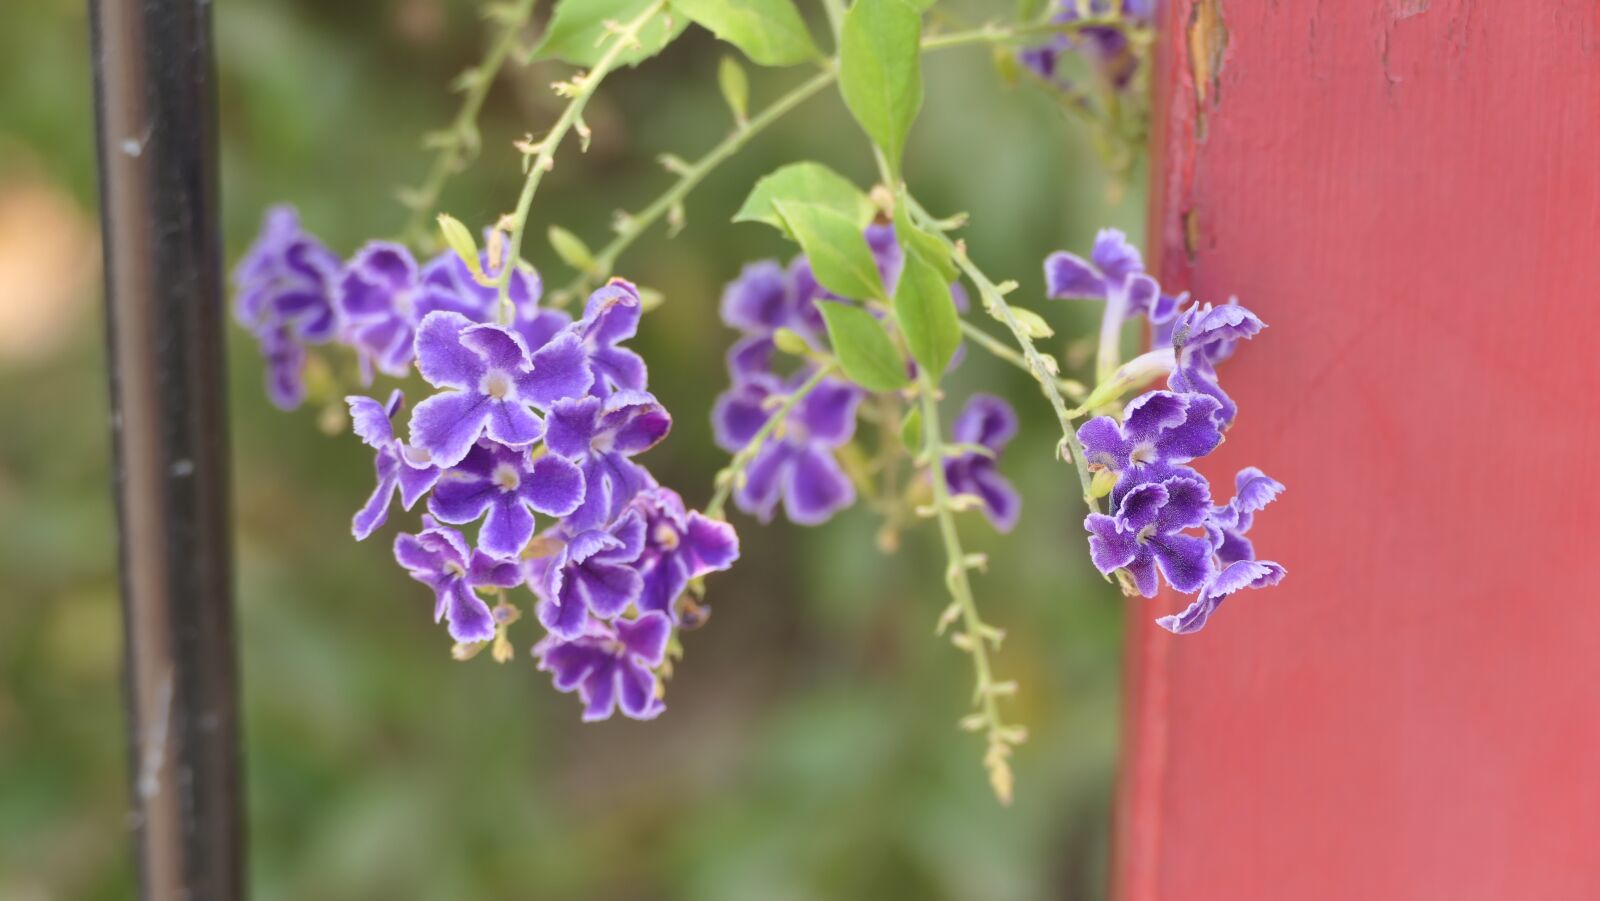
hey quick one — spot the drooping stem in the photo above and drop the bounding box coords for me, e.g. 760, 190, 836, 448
549, 22, 1094, 305
400, 0, 540, 246
915, 370, 1023, 805
491, 0, 667, 324
906, 196, 1101, 514
551, 68, 836, 306
705, 364, 836, 521
959, 319, 1087, 400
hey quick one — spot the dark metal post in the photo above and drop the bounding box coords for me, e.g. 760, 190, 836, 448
90, 1, 245, 897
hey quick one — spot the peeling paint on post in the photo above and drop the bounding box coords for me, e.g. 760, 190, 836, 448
89, 0, 245, 897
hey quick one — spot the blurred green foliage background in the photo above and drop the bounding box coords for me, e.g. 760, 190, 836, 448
1, 1, 1145, 898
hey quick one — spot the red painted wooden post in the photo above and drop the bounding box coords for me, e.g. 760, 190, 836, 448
1118, 2, 1600, 898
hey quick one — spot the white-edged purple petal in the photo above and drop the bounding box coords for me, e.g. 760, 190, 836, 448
409, 391, 492, 469
414, 311, 484, 389
524, 454, 585, 516
783, 445, 855, 526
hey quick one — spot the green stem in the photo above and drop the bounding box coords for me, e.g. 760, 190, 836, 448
491, 0, 667, 324
906, 197, 1101, 514
552, 67, 836, 306
401, 0, 540, 246
549, 22, 1078, 305
959, 320, 1086, 400
705, 364, 836, 520
916, 370, 1022, 806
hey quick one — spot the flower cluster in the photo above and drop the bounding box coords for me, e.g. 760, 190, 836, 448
1047, 231, 1286, 633
710, 223, 1005, 528
233, 207, 738, 720
1019, 0, 1154, 92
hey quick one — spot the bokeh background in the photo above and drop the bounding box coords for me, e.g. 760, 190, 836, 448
1, 1, 1145, 898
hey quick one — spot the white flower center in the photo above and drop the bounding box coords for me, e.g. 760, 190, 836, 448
653, 523, 680, 551
492, 462, 521, 492
481, 368, 515, 400
1129, 443, 1158, 466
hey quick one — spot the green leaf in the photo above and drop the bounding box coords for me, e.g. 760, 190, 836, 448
675, 0, 820, 66
734, 162, 876, 237
534, 0, 687, 68
893, 247, 961, 376
717, 56, 750, 124
839, 0, 924, 177
892, 204, 957, 281
437, 214, 488, 284
772, 200, 884, 301
818, 303, 909, 393
547, 226, 597, 274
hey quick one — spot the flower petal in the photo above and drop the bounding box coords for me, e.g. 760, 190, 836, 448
524, 454, 585, 517
783, 445, 855, 526
414, 311, 483, 389
409, 390, 492, 470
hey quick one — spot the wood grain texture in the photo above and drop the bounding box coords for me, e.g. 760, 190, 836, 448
1119, 1, 1600, 898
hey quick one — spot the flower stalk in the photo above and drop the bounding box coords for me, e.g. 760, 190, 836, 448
491, 0, 668, 324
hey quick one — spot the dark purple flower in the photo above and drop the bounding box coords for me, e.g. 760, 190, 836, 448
233, 207, 340, 409
393, 517, 522, 643
1157, 559, 1286, 635
534, 611, 671, 721
1205, 466, 1284, 566
711, 372, 860, 525
944, 394, 1022, 532
234, 205, 340, 342
630, 487, 740, 620
1167, 300, 1266, 426
407, 311, 592, 469
1019, 0, 1153, 91
1077, 390, 1223, 500
544, 390, 672, 533
427, 442, 586, 559
337, 243, 500, 379
348, 389, 442, 540
532, 510, 647, 638
1085, 471, 1215, 596
257, 325, 310, 411
1046, 229, 1175, 372
719, 225, 908, 382
575, 280, 648, 396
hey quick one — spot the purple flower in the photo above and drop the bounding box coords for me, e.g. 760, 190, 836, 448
1076, 390, 1223, 500
1085, 471, 1215, 596
534, 612, 671, 721
257, 325, 311, 411
393, 517, 522, 643
1167, 300, 1266, 426
407, 311, 592, 469
719, 225, 907, 382
575, 280, 648, 396
337, 243, 506, 379
544, 390, 672, 533
1019, 0, 1153, 91
532, 510, 647, 638
944, 394, 1022, 532
630, 487, 740, 620
1157, 559, 1287, 635
233, 207, 340, 409
234, 205, 340, 342
711, 372, 861, 525
426, 442, 586, 559
1046, 229, 1176, 372
347, 390, 442, 540
1205, 466, 1284, 566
